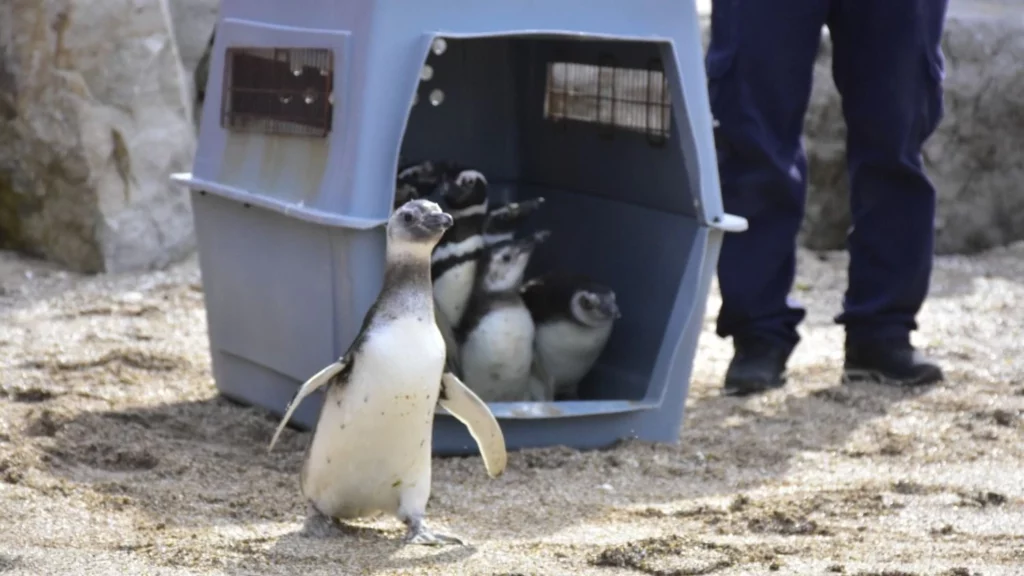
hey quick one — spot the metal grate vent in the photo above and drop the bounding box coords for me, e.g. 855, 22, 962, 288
543, 57, 672, 145
221, 47, 334, 137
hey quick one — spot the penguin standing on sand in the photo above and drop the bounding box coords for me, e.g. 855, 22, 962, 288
520, 273, 621, 401
268, 198, 507, 547
456, 230, 551, 402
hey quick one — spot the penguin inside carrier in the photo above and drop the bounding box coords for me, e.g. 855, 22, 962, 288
389, 37, 695, 406
393, 157, 621, 405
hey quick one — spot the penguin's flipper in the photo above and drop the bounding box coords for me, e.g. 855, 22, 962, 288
438, 372, 507, 478
268, 358, 348, 452
434, 299, 463, 377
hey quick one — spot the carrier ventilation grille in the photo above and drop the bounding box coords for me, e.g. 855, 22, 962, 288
543, 57, 672, 146
221, 47, 334, 137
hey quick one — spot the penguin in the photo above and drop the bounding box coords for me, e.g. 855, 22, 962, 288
430, 168, 490, 331
268, 198, 507, 547
520, 273, 621, 401
393, 162, 485, 375
456, 230, 552, 403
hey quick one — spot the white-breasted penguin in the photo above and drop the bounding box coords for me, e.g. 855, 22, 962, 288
456, 230, 551, 402
520, 273, 621, 401
267, 198, 507, 546
430, 169, 490, 331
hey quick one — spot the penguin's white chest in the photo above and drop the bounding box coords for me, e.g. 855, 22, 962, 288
433, 261, 476, 327
535, 320, 612, 394
460, 304, 535, 402
301, 316, 446, 519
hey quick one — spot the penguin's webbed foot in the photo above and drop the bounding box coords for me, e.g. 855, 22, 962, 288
300, 503, 347, 539
402, 517, 466, 546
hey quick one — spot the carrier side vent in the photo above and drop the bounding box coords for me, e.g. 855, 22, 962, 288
543, 57, 671, 145
221, 47, 334, 137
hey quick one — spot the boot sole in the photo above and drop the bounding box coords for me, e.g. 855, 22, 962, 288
841, 368, 944, 388
723, 373, 788, 396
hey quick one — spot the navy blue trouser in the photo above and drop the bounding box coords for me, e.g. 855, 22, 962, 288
706, 0, 949, 349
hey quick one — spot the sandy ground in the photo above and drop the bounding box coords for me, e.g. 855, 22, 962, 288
0, 243, 1022, 576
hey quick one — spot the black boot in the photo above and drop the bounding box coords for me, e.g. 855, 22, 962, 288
723, 337, 794, 396
842, 337, 944, 387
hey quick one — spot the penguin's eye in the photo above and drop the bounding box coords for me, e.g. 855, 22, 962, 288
501, 253, 512, 263
403, 212, 414, 224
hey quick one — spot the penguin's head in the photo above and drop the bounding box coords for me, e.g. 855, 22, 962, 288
388, 199, 454, 255
483, 230, 550, 293
439, 169, 489, 216
396, 161, 439, 190
571, 286, 621, 327
395, 160, 446, 206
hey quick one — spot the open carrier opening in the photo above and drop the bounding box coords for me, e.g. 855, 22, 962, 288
397, 34, 701, 416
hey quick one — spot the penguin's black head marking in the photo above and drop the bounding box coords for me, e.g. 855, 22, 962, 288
389, 199, 453, 246
440, 169, 489, 214
572, 287, 620, 326
520, 272, 621, 327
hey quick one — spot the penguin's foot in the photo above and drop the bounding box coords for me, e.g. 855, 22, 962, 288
300, 504, 341, 538
402, 517, 466, 547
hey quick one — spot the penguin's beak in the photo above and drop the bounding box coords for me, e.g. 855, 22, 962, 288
423, 211, 454, 233
508, 230, 549, 257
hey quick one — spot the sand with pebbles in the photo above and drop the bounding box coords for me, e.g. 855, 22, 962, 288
0, 244, 1022, 576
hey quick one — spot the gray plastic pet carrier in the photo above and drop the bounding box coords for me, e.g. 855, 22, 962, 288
172, 0, 747, 455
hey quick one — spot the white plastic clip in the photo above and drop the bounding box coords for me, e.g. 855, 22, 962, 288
708, 213, 748, 233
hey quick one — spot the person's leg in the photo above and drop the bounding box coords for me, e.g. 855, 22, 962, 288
826, 0, 948, 386
706, 0, 831, 395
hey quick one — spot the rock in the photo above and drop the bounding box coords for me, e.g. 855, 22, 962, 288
0, 0, 197, 274
167, 0, 219, 77
699, 5, 1024, 255
166, 0, 219, 114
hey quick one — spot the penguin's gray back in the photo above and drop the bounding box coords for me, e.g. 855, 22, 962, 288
300, 264, 446, 519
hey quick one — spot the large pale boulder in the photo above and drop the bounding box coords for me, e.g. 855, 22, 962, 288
0, 0, 197, 273
168, 0, 219, 77
699, 3, 1024, 255
167, 0, 219, 111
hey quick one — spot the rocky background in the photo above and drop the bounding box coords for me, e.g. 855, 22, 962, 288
0, 1, 1020, 274
0, 0, 218, 274
798, 10, 1024, 255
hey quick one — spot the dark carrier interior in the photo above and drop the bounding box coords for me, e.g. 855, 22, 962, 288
397, 35, 700, 404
